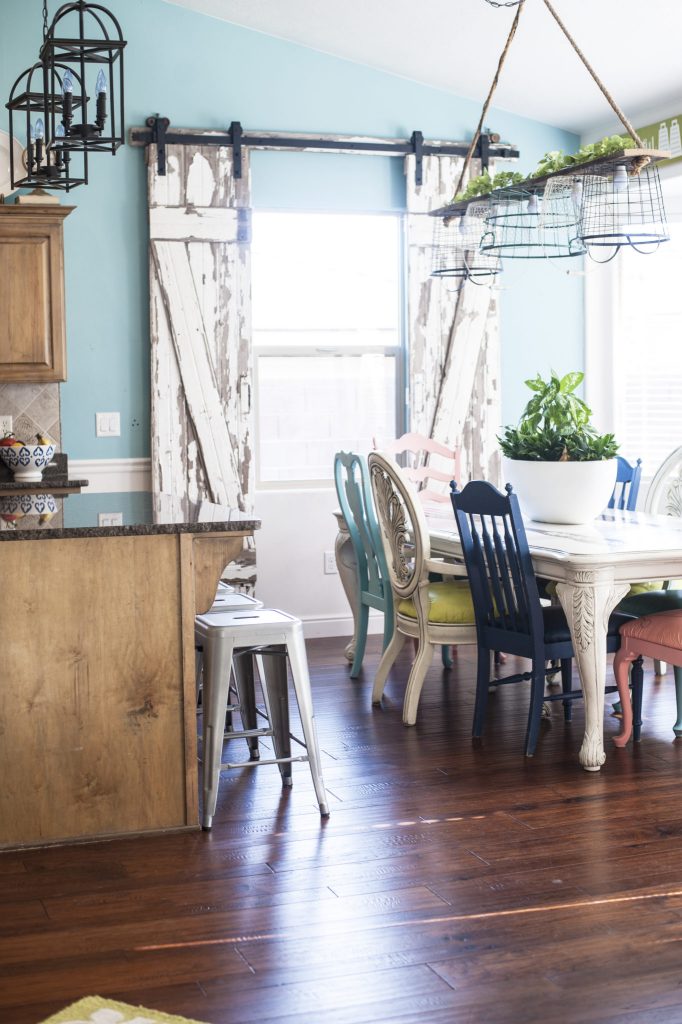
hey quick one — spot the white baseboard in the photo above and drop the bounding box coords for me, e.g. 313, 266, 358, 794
301, 613, 384, 640
70, 458, 152, 493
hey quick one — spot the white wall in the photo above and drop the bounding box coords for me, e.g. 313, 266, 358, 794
254, 486, 382, 639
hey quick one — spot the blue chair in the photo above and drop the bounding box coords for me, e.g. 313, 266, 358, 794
608, 456, 642, 511
450, 480, 639, 756
334, 451, 394, 677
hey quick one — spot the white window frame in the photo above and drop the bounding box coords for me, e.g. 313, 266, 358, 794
585, 176, 682, 491
252, 209, 407, 491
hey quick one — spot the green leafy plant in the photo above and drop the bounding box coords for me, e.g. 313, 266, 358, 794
498, 371, 619, 462
452, 133, 635, 203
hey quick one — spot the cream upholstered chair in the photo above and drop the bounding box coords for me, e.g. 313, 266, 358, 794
367, 451, 477, 725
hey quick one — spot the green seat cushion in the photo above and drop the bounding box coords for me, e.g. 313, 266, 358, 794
617, 589, 682, 617
398, 581, 475, 625
628, 581, 665, 595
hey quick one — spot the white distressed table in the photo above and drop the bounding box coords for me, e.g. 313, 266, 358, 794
427, 507, 682, 771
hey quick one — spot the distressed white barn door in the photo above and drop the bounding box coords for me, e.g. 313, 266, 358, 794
405, 154, 501, 486
147, 134, 254, 584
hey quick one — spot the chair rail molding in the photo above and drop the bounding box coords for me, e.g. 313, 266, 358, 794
70, 457, 152, 493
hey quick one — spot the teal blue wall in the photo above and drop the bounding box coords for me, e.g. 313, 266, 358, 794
0, 0, 583, 456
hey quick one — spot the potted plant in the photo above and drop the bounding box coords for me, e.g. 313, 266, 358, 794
499, 371, 618, 524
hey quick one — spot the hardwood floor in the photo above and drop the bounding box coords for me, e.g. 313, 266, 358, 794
4, 638, 682, 1024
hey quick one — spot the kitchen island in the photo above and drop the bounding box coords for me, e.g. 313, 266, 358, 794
0, 491, 259, 850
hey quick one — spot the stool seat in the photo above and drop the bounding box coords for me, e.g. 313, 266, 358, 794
196, 606, 329, 828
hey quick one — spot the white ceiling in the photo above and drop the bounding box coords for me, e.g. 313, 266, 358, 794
163, 0, 681, 135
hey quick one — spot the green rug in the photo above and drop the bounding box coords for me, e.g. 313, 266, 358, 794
40, 996, 209, 1024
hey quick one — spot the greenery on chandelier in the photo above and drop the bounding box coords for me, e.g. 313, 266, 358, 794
453, 134, 634, 203
498, 371, 619, 462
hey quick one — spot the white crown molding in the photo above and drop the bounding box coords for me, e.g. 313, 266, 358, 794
70, 458, 152, 493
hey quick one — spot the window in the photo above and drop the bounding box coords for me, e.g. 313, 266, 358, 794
251, 211, 404, 485
607, 222, 682, 493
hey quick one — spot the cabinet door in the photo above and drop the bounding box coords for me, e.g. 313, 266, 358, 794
0, 207, 72, 382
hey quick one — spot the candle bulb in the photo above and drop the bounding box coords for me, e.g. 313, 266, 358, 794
95, 68, 107, 131
34, 117, 44, 167
54, 123, 65, 167
61, 69, 74, 127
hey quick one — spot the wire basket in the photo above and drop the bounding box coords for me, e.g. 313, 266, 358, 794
431, 202, 501, 281
577, 159, 670, 263
480, 176, 585, 259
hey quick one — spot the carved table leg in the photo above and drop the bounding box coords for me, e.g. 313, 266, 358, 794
556, 573, 630, 771
333, 513, 360, 663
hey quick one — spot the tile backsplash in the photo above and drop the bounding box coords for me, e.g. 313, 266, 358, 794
0, 383, 61, 446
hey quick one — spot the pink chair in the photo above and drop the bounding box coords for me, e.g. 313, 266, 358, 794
613, 610, 682, 747
373, 432, 461, 505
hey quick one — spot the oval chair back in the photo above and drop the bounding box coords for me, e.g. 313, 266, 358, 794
608, 456, 642, 511
367, 450, 430, 603
334, 451, 394, 676
645, 446, 682, 516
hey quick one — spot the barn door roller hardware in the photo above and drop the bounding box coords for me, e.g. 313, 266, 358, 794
132, 117, 520, 186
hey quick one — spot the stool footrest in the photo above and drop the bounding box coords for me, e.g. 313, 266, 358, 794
220, 754, 310, 770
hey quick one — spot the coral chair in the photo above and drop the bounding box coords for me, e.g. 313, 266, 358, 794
334, 451, 394, 677
367, 451, 477, 726
613, 610, 682, 747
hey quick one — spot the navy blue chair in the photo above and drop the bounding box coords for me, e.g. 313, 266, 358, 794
608, 456, 642, 511
450, 480, 640, 756
334, 451, 394, 677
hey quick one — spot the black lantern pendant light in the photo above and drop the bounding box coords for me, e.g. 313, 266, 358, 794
6, 57, 88, 191
41, 0, 126, 155
5, 0, 126, 192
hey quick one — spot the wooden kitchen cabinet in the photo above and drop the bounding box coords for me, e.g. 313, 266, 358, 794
0, 204, 73, 382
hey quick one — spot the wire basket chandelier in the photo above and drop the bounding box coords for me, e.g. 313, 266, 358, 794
431, 0, 670, 271
5, 0, 126, 193
578, 162, 669, 262
432, 203, 502, 281
480, 176, 586, 260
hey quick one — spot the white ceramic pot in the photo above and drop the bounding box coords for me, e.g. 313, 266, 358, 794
502, 457, 618, 525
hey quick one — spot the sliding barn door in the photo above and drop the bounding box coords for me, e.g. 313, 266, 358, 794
147, 135, 255, 585
405, 154, 501, 486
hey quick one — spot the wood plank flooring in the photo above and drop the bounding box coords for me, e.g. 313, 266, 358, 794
4, 638, 682, 1024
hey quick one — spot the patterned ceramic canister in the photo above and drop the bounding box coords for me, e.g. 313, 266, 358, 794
0, 443, 56, 481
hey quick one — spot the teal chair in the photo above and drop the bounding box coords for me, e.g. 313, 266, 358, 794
334, 451, 394, 677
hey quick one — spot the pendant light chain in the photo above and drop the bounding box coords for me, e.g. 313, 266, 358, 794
42, 0, 49, 41
450, 3, 524, 211
541, 0, 647, 164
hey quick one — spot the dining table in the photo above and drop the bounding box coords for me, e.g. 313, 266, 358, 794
426, 506, 682, 771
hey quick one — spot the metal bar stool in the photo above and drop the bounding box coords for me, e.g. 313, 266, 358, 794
195, 606, 330, 828
195, 587, 265, 759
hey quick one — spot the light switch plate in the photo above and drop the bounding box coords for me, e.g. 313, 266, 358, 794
98, 512, 123, 527
96, 412, 121, 437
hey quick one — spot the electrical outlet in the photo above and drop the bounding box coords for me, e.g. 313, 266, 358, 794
324, 551, 338, 575
98, 512, 123, 527
0, 415, 12, 437
96, 412, 121, 437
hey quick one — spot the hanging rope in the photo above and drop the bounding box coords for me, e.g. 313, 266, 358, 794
541, 0, 649, 170
450, 2, 525, 205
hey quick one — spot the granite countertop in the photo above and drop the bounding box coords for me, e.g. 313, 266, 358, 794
0, 490, 260, 541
